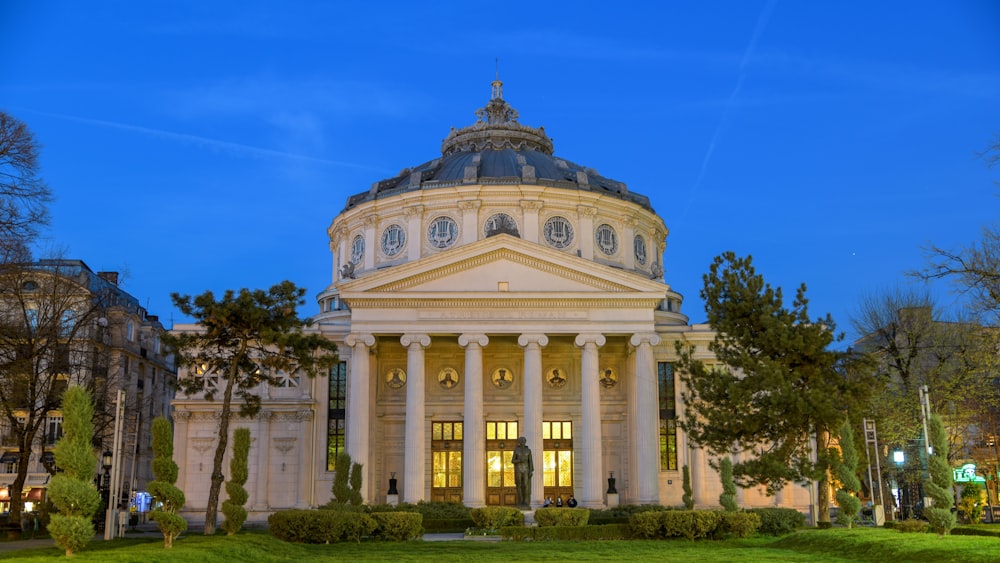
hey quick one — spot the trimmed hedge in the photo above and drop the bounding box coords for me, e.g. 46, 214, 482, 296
501, 524, 630, 541
952, 526, 1000, 538
470, 506, 524, 529
534, 507, 590, 527
747, 508, 805, 536
268, 509, 376, 543
370, 512, 423, 541
629, 509, 760, 540
715, 511, 761, 539
422, 517, 475, 532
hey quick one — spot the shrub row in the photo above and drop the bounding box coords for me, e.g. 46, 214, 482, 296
746, 508, 805, 536
422, 517, 475, 532
470, 506, 523, 530
951, 526, 1000, 538
533, 507, 590, 527
501, 524, 630, 541
630, 510, 761, 540
268, 509, 421, 543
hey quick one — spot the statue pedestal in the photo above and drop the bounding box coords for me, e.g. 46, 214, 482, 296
606, 493, 619, 508
386, 494, 399, 507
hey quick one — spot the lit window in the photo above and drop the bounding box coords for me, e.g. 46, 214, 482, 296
327, 361, 347, 471
658, 362, 677, 471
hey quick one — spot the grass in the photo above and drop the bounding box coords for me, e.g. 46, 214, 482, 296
2, 527, 1000, 562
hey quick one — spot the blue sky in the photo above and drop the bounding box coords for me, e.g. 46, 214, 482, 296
2, 1, 999, 342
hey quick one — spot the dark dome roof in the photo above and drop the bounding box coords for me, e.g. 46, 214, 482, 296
344, 79, 653, 213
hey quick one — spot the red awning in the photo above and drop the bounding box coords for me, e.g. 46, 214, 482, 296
0, 487, 9, 502
23, 488, 44, 502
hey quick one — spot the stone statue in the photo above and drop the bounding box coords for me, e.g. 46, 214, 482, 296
340, 261, 356, 279
511, 436, 533, 507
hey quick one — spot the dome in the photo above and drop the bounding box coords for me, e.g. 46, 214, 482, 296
344, 78, 654, 213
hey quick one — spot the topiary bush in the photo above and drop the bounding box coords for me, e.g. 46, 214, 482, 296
470, 506, 523, 530
719, 458, 738, 512
747, 508, 805, 536
896, 518, 930, 534
533, 507, 590, 527
221, 427, 250, 535
370, 512, 422, 541
924, 415, 957, 535
682, 465, 694, 509
148, 417, 188, 548
48, 386, 101, 557
715, 511, 761, 538
661, 510, 721, 540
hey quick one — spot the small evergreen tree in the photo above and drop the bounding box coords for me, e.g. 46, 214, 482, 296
958, 483, 984, 524
719, 457, 738, 511
222, 427, 251, 535
834, 419, 862, 528
682, 465, 694, 509
148, 417, 188, 548
924, 414, 956, 535
47, 386, 101, 556
332, 452, 352, 503
349, 460, 363, 506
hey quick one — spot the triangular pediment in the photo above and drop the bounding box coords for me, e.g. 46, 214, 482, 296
338, 235, 668, 298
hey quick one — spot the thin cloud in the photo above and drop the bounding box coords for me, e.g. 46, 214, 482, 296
13, 108, 388, 172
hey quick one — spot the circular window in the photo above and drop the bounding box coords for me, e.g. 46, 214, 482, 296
595, 224, 619, 256
484, 213, 520, 237
381, 224, 406, 257
543, 216, 574, 249
427, 216, 459, 249
350, 235, 365, 264
634, 234, 648, 265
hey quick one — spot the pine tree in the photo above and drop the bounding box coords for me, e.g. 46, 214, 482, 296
719, 457, 738, 511
47, 386, 101, 556
924, 414, 956, 534
675, 252, 872, 523
222, 427, 251, 535
148, 417, 188, 548
834, 419, 862, 527
682, 465, 694, 509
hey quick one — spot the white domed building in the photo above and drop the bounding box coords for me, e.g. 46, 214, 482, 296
172, 79, 813, 522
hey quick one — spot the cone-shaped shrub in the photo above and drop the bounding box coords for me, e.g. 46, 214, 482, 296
222, 427, 251, 535
834, 419, 862, 527
924, 414, 956, 535
48, 386, 100, 556
148, 417, 187, 547
719, 457, 738, 511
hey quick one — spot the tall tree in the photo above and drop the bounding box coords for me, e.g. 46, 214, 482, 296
675, 252, 871, 523
47, 385, 101, 557
0, 260, 126, 522
148, 417, 186, 548
163, 281, 339, 535
924, 414, 956, 534
0, 111, 51, 259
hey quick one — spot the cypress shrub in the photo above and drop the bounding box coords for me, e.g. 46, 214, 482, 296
682, 465, 694, 509
221, 427, 251, 535
924, 414, 956, 535
718, 458, 738, 512
48, 386, 101, 556
148, 417, 188, 548
834, 419, 862, 528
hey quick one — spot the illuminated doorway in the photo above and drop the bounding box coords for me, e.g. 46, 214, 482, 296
431, 421, 463, 503
543, 421, 573, 504
486, 421, 518, 506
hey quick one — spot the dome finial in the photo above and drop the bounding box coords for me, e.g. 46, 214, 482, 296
492, 58, 503, 100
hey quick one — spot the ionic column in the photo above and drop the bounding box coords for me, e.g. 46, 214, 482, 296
630, 333, 661, 504
459, 333, 489, 508
575, 333, 606, 508
401, 333, 431, 504
690, 445, 708, 507
518, 333, 548, 508
345, 333, 374, 502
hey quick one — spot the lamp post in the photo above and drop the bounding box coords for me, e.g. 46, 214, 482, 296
100, 450, 112, 531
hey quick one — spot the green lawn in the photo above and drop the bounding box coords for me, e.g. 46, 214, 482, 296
3, 528, 1000, 562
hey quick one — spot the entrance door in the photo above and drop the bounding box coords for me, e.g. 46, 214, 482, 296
431, 422, 463, 503
485, 421, 519, 506
543, 421, 573, 504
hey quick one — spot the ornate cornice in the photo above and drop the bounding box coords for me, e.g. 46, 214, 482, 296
345, 297, 664, 309
371, 248, 633, 293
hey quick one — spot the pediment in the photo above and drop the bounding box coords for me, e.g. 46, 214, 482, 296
338, 235, 668, 297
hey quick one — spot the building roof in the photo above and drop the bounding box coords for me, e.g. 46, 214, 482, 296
343, 78, 654, 213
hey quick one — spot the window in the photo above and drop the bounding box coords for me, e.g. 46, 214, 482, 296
126, 321, 135, 342
25, 308, 38, 331
595, 224, 619, 255
634, 234, 647, 265
432, 422, 463, 501
427, 216, 458, 249
380, 224, 406, 257
60, 310, 76, 336
658, 362, 678, 471
350, 235, 365, 264
543, 216, 574, 249
46, 416, 63, 445
327, 361, 347, 471
274, 369, 299, 388
483, 213, 519, 237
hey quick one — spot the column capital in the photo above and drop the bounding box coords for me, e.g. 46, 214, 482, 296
346, 333, 375, 347
404, 204, 425, 216
519, 200, 543, 211
574, 333, 606, 348
517, 333, 549, 348
458, 199, 482, 211
459, 333, 490, 348
400, 333, 431, 349
629, 333, 661, 347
